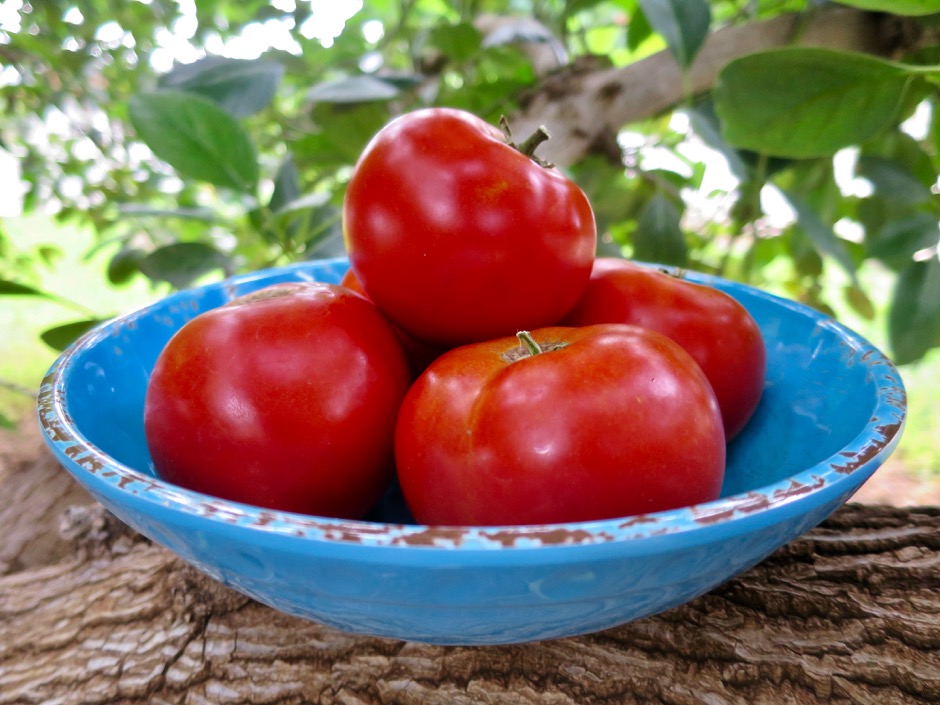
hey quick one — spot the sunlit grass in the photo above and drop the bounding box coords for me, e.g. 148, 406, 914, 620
894, 349, 940, 477
1, 214, 159, 425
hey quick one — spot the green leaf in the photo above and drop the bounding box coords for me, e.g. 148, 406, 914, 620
889, 257, 940, 365
159, 56, 284, 118
833, 0, 940, 16
867, 212, 940, 268
0, 410, 14, 430
0, 278, 97, 316
263, 154, 304, 245
271, 192, 332, 219
844, 284, 876, 321
138, 242, 230, 290
568, 156, 647, 236
37, 245, 62, 267
714, 48, 911, 158
564, 0, 609, 18
778, 189, 858, 283
856, 155, 933, 204
932, 101, 940, 170
687, 104, 749, 179
302, 204, 346, 258
299, 102, 391, 167
41, 319, 106, 352
0, 279, 50, 297
107, 248, 146, 285
306, 76, 399, 104
785, 224, 824, 278
269, 153, 301, 214
638, 0, 711, 68
128, 91, 259, 192
633, 194, 688, 266
429, 22, 483, 62
117, 204, 217, 221
626, 6, 654, 52
862, 130, 938, 190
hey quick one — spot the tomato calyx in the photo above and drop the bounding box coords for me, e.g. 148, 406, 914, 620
501, 330, 568, 362
498, 116, 554, 169
664, 267, 689, 281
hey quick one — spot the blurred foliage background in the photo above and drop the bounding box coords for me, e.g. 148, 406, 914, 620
0, 0, 938, 478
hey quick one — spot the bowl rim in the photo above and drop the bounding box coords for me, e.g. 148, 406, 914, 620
37, 257, 907, 550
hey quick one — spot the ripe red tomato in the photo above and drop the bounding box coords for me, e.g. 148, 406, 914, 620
343, 107, 597, 347
144, 282, 411, 519
395, 325, 725, 526
338, 266, 368, 297
562, 258, 766, 440
339, 267, 446, 378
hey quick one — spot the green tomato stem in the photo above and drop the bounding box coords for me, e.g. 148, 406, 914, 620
498, 116, 554, 168
516, 330, 543, 357
516, 126, 551, 159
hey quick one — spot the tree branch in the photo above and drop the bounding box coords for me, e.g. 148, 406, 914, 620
512, 7, 904, 168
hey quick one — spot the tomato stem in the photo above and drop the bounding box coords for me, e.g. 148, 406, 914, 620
499, 116, 554, 168
516, 330, 543, 357
517, 126, 551, 159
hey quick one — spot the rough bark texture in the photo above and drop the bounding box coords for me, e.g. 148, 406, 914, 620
1, 432, 939, 705
0, 422, 95, 575
510, 7, 923, 168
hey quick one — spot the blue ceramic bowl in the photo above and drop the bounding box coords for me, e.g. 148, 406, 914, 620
37, 257, 906, 645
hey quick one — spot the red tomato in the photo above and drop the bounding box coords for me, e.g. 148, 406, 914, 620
562, 258, 766, 440
338, 267, 368, 297
395, 325, 725, 526
339, 267, 446, 378
144, 282, 411, 519
343, 107, 597, 347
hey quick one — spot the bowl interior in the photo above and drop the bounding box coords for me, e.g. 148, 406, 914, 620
57, 258, 895, 525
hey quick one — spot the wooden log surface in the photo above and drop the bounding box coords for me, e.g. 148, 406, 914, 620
1, 423, 939, 705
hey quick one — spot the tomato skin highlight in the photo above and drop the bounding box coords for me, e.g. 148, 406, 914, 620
343, 107, 597, 347
144, 282, 411, 519
563, 258, 767, 440
395, 325, 726, 526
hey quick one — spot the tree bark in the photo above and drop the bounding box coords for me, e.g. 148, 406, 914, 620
0, 422, 94, 575
510, 6, 923, 168
1, 431, 938, 705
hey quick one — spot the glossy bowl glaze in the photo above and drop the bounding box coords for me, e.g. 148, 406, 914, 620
37, 257, 906, 645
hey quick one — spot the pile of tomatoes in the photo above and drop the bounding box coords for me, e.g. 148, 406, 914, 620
144, 108, 766, 527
